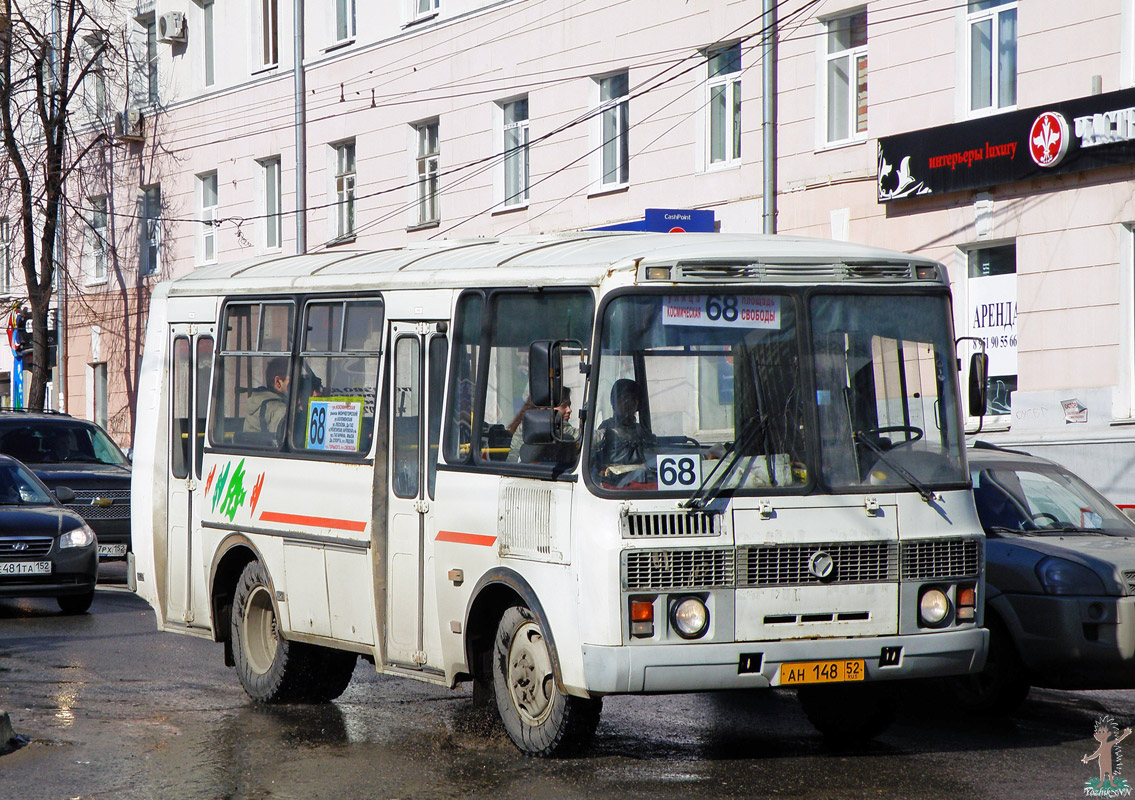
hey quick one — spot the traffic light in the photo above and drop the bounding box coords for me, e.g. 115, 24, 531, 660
14, 308, 33, 370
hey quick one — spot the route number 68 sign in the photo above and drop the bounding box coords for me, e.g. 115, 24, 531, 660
657, 454, 703, 489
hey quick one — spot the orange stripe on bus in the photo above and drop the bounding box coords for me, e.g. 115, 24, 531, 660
259, 511, 367, 532
436, 530, 497, 547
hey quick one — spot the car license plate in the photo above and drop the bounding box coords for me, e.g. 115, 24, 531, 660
0, 561, 52, 575
779, 658, 865, 685
97, 544, 128, 558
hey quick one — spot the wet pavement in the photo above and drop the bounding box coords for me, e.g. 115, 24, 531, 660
1, 564, 1133, 799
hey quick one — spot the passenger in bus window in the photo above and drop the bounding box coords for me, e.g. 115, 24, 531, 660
594, 379, 656, 478
245, 356, 291, 443
509, 388, 576, 463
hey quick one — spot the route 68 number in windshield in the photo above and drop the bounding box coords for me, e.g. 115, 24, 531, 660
657, 454, 703, 489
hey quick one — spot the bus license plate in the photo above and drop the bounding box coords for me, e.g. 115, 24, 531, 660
0, 561, 51, 576
779, 659, 865, 685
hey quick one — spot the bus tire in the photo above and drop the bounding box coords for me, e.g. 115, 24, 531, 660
302, 646, 358, 702
492, 604, 601, 757
231, 560, 311, 703
797, 682, 896, 742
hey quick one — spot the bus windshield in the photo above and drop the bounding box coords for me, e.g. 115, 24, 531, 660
586, 290, 967, 495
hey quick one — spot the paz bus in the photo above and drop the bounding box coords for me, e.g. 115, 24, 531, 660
131, 232, 989, 756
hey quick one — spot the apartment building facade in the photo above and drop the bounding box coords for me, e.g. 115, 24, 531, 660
47, 0, 1135, 499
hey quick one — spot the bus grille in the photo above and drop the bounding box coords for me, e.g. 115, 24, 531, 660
623, 511, 721, 538
737, 542, 898, 586
623, 548, 734, 590
0, 537, 53, 557
675, 262, 917, 283
901, 538, 982, 579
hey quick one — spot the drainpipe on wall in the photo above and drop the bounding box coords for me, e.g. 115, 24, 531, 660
293, 0, 307, 254
762, 0, 777, 235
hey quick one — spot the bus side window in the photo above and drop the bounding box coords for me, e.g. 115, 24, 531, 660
443, 293, 483, 465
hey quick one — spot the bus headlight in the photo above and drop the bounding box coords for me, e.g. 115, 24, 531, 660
671, 596, 709, 639
919, 587, 951, 626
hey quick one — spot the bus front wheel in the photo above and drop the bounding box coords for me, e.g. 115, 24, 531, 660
797, 682, 897, 743
492, 604, 601, 757
231, 560, 311, 703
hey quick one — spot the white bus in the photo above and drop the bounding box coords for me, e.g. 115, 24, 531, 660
132, 232, 988, 756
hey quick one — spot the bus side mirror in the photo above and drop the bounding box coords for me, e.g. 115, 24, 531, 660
528, 340, 563, 408
968, 352, 989, 417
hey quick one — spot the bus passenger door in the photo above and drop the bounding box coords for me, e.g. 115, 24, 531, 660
166, 326, 214, 627
385, 321, 448, 670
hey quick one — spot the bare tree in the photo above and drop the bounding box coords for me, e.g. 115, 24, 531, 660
0, 0, 117, 409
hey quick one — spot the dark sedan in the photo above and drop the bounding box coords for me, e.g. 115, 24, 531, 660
0, 455, 97, 613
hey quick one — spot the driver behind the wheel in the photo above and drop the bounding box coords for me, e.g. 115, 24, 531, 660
594, 379, 657, 483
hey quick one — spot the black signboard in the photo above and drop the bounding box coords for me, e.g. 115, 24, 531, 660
877, 87, 1135, 202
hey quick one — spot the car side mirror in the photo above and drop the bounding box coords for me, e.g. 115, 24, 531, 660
54, 486, 75, 503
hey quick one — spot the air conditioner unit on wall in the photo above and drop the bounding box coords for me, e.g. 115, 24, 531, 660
114, 107, 144, 141
158, 11, 186, 43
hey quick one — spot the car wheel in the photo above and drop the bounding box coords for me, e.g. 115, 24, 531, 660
57, 590, 94, 615
949, 617, 1030, 715
797, 682, 897, 742
492, 604, 601, 757
230, 560, 314, 703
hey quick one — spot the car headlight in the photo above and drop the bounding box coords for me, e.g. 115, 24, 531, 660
60, 524, 96, 550
670, 596, 709, 639
1036, 556, 1107, 596
919, 588, 951, 626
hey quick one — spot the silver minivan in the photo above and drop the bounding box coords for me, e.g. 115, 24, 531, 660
958, 442, 1135, 712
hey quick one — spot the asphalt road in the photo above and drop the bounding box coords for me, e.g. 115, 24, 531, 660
1, 564, 1132, 800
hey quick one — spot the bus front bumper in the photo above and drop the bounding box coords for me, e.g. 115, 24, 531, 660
580, 627, 988, 694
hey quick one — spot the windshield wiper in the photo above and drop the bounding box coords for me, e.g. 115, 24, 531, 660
682, 414, 768, 510
854, 431, 935, 504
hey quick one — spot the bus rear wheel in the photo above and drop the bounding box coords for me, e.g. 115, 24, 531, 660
492, 604, 601, 757
231, 560, 312, 703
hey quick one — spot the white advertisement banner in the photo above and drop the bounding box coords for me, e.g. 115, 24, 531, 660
968, 273, 1017, 375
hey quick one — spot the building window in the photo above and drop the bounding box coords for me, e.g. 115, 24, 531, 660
825, 10, 867, 143
335, 0, 356, 42
968, 0, 1016, 114
706, 43, 741, 167
0, 217, 10, 294
967, 244, 1016, 416
87, 197, 108, 283
415, 0, 439, 20
203, 0, 215, 87
333, 141, 356, 239
145, 15, 158, 104
502, 98, 529, 207
84, 34, 109, 119
259, 0, 279, 67
415, 121, 440, 226
260, 157, 282, 249
93, 362, 109, 431
139, 184, 161, 276
598, 72, 629, 187
198, 172, 218, 264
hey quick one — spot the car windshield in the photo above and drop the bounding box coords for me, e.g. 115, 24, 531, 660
811, 293, 968, 492
587, 292, 808, 494
0, 423, 129, 466
971, 461, 1135, 535
0, 462, 53, 505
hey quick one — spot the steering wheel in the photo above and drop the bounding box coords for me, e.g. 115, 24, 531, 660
1027, 512, 1061, 529
859, 425, 924, 448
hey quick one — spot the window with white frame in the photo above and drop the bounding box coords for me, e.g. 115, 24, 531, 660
706, 43, 741, 167
825, 10, 867, 143
145, 15, 158, 105
260, 157, 282, 249
87, 197, 108, 283
967, 244, 1017, 417
258, 0, 279, 68
414, 0, 439, 20
83, 34, 109, 119
415, 121, 440, 226
598, 72, 629, 187
203, 0, 215, 87
198, 172, 218, 264
139, 184, 161, 276
0, 217, 10, 294
335, 0, 356, 42
968, 0, 1016, 114
333, 141, 356, 239
502, 98, 529, 207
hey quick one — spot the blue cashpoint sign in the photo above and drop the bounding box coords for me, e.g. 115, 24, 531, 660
592, 208, 716, 233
